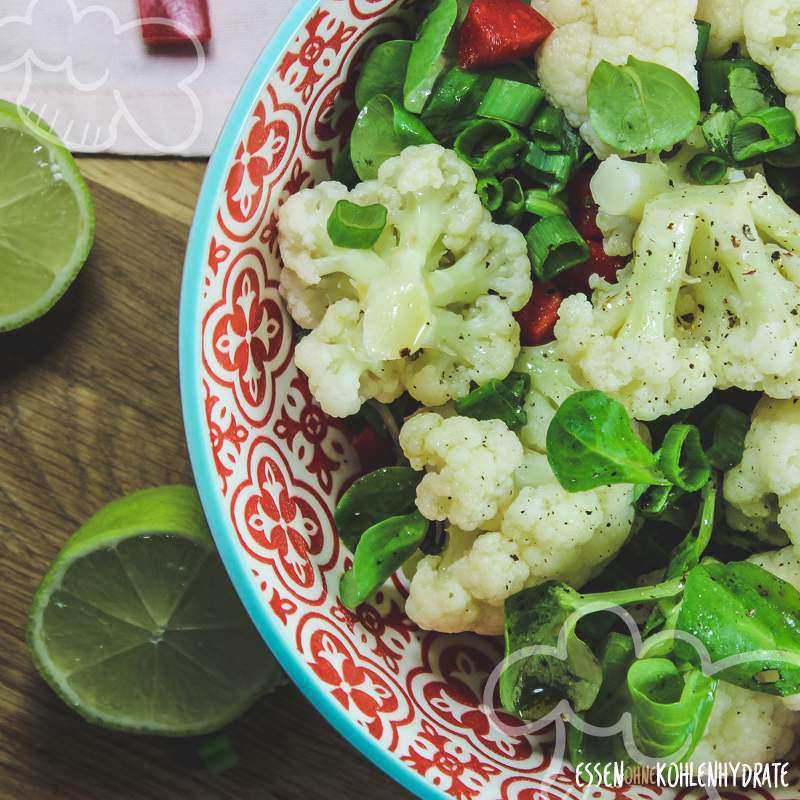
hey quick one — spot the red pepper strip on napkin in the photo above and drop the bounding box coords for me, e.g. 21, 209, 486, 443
138, 0, 212, 45
458, 0, 553, 70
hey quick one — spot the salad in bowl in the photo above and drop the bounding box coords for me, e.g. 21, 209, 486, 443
275, 0, 800, 777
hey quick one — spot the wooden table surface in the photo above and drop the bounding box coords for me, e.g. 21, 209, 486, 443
0, 158, 409, 800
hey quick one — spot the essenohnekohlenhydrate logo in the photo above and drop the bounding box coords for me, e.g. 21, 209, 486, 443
0, 0, 205, 153
480, 602, 798, 799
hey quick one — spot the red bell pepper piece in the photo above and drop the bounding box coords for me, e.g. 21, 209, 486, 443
458, 0, 554, 70
556, 240, 627, 296
350, 426, 393, 474
515, 281, 563, 346
138, 0, 212, 45
569, 167, 603, 241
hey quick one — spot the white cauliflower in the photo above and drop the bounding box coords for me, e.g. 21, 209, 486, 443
724, 397, 800, 549
399, 413, 524, 532
278, 144, 532, 417
743, 0, 800, 133
529, 0, 699, 130
400, 349, 636, 635
689, 680, 798, 766
697, 0, 744, 58
554, 191, 716, 421
680, 175, 800, 398
590, 156, 672, 257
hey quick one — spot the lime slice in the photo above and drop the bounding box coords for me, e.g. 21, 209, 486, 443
0, 99, 95, 331
28, 486, 280, 735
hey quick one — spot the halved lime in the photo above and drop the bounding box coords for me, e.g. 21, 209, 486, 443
28, 486, 281, 736
0, 99, 95, 331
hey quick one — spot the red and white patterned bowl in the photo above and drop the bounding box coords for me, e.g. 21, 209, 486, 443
178, 3, 798, 798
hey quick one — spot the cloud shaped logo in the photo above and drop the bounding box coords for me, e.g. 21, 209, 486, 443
480, 601, 800, 798
0, 0, 205, 153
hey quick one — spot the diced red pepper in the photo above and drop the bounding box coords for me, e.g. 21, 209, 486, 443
350, 426, 393, 474
569, 167, 602, 241
556, 240, 627, 296
138, 0, 212, 45
515, 282, 563, 346
458, 0, 554, 70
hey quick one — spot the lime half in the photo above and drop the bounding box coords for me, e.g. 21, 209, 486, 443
28, 486, 280, 736
0, 100, 95, 331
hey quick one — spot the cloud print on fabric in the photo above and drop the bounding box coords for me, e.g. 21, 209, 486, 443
0, 0, 205, 153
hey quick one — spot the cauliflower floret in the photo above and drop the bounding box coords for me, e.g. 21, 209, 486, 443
404, 295, 521, 408
278, 144, 532, 416
697, 0, 745, 58
294, 300, 404, 417
724, 397, 800, 549
750, 545, 800, 589
689, 680, 798, 766
401, 351, 636, 635
744, 0, 800, 133
502, 454, 634, 588
529, 0, 698, 130
399, 413, 524, 532
404, 530, 506, 635
515, 344, 584, 453
554, 192, 716, 420
680, 175, 800, 398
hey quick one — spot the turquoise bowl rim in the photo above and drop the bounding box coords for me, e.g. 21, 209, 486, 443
179, 3, 441, 798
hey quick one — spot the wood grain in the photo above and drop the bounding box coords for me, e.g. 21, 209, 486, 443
0, 157, 409, 800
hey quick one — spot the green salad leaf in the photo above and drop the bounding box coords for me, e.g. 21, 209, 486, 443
587, 57, 700, 154
501, 583, 604, 721
334, 466, 421, 552
546, 390, 668, 492
656, 424, 710, 493
355, 40, 413, 110
403, 0, 458, 114
339, 510, 428, 609
675, 561, 800, 696
350, 94, 436, 180
420, 67, 491, 141
454, 372, 530, 430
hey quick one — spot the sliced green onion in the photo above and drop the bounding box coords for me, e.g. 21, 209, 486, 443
697, 404, 750, 471
657, 424, 711, 493
695, 20, 711, 63
498, 176, 525, 223
521, 142, 574, 193
454, 118, 526, 175
327, 199, 388, 249
477, 176, 503, 211
477, 79, 544, 127
526, 215, 589, 282
529, 105, 564, 152
729, 67, 768, 116
688, 153, 727, 185
699, 58, 761, 110
454, 374, 529, 430
731, 106, 797, 161
524, 188, 568, 218
701, 105, 739, 159
765, 163, 800, 206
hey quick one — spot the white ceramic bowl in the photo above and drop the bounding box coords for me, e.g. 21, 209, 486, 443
179, 3, 797, 798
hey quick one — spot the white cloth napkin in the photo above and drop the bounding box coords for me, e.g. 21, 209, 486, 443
0, 0, 297, 156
